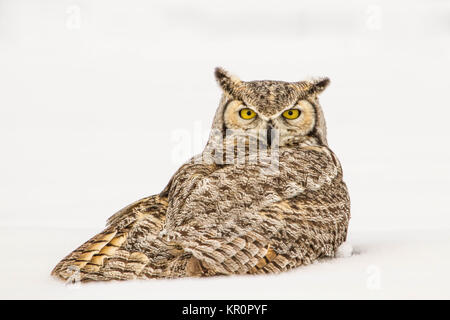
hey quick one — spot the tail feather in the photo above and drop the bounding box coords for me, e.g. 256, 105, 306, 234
51, 195, 169, 282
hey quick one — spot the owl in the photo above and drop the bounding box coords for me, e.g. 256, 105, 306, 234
52, 68, 350, 282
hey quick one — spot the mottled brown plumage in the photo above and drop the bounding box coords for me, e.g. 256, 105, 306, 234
52, 67, 350, 282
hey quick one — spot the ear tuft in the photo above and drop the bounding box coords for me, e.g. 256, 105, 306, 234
214, 67, 229, 82
310, 77, 330, 95
214, 67, 242, 95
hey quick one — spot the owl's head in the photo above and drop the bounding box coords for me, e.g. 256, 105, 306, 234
211, 67, 330, 147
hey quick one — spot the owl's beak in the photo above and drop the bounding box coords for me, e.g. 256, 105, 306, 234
267, 124, 273, 147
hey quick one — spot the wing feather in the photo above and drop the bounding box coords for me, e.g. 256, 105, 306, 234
51, 195, 168, 282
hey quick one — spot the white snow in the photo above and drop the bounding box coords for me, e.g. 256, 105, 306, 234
0, 226, 449, 299
335, 242, 353, 259
1, 0, 450, 299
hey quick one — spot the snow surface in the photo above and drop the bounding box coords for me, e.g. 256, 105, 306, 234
1, 226, 449, 299
1, 0, 450, 299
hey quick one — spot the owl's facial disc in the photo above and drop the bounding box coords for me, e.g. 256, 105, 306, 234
223, 100, 262, 130
278, 100, 316, 133
273, 100, 316, 145
223, 99, 316, 147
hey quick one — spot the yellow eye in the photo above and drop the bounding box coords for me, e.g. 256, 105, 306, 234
239, 108, 257, 120
282, 109, 300, 120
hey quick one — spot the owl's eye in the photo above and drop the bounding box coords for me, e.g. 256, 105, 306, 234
282, 109, 301, 120
239, 108, 257, 120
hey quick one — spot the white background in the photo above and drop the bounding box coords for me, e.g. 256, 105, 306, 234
0, 0, 449, 299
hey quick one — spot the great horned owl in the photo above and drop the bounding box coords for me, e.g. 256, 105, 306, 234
52, 68, 350, 282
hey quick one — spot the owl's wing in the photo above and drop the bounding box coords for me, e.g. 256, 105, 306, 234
174, 175, 350, 276
248, 174, 350, 274
51, 195, 169, 282
163, 146, 348, 275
